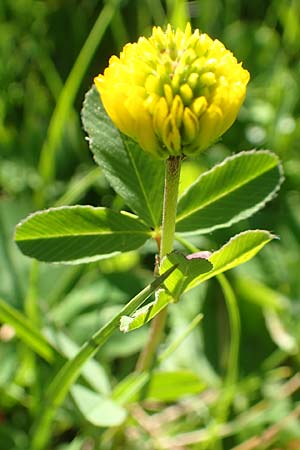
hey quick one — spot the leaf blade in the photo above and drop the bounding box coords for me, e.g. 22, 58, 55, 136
71, 384, 127, 427
187, 230, 276, 291
176, 150, 283, 234
15, 206, 150, 264
81, 86, 165, 228
145, 370, 206, 401
113, 370, 206, 403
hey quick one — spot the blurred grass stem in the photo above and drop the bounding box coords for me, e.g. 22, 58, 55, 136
216, 273, 241, 422
36, 0, 121, 207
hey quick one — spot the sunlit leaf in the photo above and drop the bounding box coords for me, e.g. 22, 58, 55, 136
161, 230, 276, 293
176, 150, 283, 234
145, 370, 206, 401
113, 370, 206, 403
186, 230, 276, 291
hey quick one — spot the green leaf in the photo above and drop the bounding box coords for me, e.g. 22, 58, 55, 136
145, 370, 206, 401
113, 370, 205, 403
14, 206, 150, 264
186, 230, 276, 291
81, 86, 165, 228
161, 231, 275, 294
0, 298, 58, 363
176, 150, 283, 234
120, 289, 173, 332
71, 384, 127, 427
159, 251, 213, 301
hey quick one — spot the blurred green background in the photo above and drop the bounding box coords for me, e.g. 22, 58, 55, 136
1, 1, 300, 449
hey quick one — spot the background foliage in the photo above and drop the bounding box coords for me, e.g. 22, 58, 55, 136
1, 1, 300, 449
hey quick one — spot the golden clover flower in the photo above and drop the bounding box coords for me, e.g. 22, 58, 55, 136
94, 23, 250, 159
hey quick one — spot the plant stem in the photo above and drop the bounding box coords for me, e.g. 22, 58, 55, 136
136, 156, 181, 372
30, 267, 176, 450
160, 156, 182, 258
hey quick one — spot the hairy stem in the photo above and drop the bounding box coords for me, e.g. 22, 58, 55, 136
160, 156, 182, 258
136, 156, 181, 372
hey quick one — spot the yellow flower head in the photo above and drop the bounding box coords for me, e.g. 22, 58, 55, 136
95, 23, 250, 159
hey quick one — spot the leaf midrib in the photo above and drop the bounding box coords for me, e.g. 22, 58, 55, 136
16, 229, 150, 241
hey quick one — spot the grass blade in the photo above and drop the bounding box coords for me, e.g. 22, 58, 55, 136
37, 1, 121, 205
0, 298, 58, 363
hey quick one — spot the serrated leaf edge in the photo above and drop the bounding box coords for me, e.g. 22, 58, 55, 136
176, 150, 284, 234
